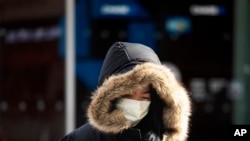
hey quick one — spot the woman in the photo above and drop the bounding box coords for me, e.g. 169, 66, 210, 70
60, 42, 192, 141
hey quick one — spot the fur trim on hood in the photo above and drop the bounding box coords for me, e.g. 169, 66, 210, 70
87, 62, 192, 141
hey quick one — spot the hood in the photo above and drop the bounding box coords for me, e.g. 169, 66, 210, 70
87, 42, 192, 141
98, 42, 161, 86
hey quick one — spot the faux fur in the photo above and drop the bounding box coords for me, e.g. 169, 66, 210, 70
87, 62, 192, 141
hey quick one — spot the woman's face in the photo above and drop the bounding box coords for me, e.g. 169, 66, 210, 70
125, 86, 151, 101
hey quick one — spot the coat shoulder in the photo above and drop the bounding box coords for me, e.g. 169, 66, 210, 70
59, 123, 98, 141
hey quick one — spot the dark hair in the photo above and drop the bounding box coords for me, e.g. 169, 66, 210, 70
135, 84, 165, 139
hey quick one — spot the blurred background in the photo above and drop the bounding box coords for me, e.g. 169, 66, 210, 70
0, 0, 250, 141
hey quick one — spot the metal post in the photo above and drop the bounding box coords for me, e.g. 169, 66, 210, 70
233, 0, 250, 124
65, 0, 75, 134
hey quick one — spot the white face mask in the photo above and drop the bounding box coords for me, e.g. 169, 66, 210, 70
116, 98, 151, 127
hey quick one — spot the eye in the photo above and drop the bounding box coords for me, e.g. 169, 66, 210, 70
122, 94, 132, 99
142, 92, 151, 101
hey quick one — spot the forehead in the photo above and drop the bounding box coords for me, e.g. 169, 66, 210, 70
135, 85, 150, 93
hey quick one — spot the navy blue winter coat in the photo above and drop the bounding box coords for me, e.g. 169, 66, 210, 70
60, 42, 191, 141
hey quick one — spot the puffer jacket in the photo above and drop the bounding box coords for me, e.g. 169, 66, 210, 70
60, 122, 162, 141
60, 42, 192, 141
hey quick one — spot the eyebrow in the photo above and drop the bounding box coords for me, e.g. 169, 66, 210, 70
143, 90, 150, 93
